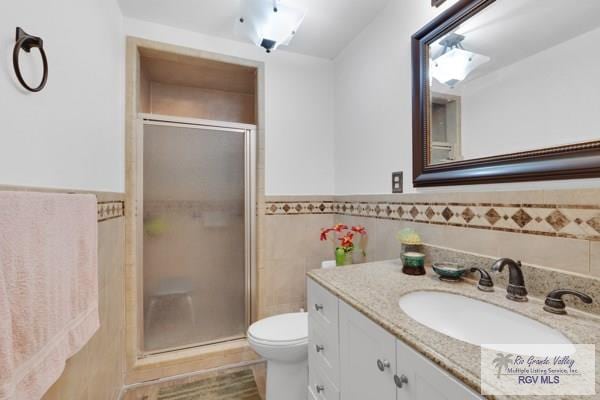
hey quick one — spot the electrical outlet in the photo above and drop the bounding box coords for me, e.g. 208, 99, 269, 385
392, 172, 403, 193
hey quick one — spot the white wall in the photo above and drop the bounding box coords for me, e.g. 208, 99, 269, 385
460, 26, 600, 159
333, 0, 448, 194
333, 0, 600, 194
0, 0, 125, 192
124, 18, 335, 196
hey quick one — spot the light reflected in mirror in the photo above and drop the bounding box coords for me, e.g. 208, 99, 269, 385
427, 0, 600, 165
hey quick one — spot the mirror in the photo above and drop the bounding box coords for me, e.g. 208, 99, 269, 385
412, 0, 600, 186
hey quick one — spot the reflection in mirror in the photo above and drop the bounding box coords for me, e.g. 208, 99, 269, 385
427, 0, 600, 166
431, 93, 461, 164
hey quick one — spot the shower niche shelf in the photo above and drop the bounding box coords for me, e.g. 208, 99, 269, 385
139, 48, 257, 125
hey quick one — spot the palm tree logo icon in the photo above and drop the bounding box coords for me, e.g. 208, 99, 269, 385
492, 353, 514, 378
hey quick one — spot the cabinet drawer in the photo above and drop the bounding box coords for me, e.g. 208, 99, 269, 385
309, 362, 340, 400
309, 317, 340, 386
307, 278, 339, 335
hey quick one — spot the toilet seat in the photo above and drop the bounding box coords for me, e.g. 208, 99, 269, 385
248, 312, 308, 346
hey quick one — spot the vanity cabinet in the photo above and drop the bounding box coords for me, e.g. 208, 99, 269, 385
339, 300, 397, 400
307, 278, 483, 400
395, 339, 481, 400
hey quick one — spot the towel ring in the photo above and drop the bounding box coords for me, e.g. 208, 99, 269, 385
13, 27, 48, 93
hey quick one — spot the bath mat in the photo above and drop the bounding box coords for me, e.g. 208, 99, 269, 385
157, 369, 261, 400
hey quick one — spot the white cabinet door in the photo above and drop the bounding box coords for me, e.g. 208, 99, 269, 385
339, 301, 396, 400
396, 340, 483, 400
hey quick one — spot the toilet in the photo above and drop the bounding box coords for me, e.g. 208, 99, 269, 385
248, 312, 308, 400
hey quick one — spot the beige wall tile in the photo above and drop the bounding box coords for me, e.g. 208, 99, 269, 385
335, 207, 593, 277
150, 82, 256, 124
329, 188, 600, 279
591, 241, 600, 278
263, 214, 333, 260
542, 188, 600, 206
259, 213, 333, 318
400, 221, 501, 259
496, 231, 590, 274
43, 217, 125, 400
373, 219, 403, 261
456, 189, 544, 205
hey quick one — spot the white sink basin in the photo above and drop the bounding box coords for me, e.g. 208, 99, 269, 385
399, 291, 573, 355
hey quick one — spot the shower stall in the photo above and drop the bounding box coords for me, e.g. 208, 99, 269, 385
138, 115, 256, 354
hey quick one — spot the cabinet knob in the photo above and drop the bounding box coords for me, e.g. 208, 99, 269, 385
394, 374, 408, 388
315, 344, 325, 353
314, 303, 324, 312
376, 359, 391, 372
316, 384, 325, 393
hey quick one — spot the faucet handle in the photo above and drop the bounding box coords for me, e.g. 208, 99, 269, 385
543, 289, 593, 315
470, 267, 494, 292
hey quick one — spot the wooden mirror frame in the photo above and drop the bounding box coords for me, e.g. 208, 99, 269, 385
412, 0, 600, 187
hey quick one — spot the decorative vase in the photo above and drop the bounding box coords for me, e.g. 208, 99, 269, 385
400, 243, 426, 276
353, 248, 366, 264
335, 247, 354, 266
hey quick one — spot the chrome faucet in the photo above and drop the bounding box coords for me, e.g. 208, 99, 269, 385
491, 258, 528, 302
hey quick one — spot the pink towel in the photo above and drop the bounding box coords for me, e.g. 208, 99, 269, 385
0, 191, 99, 400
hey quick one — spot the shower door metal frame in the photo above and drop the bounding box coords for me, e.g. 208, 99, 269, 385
137, 113, 256, 355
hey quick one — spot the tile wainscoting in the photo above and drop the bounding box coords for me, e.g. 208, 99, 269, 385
265, 198, 600, 241
98, 200, 125, 221
48, 192, 126, 400
264, 189, 600, 285
258, 196, 334, 319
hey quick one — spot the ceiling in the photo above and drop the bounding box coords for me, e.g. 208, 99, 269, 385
432, 0, 600, 81
118, 0, 391, 59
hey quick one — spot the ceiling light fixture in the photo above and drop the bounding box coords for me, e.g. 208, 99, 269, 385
236, 0, 306, 53
430, 33, 490, 87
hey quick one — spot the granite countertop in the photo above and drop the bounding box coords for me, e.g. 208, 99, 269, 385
307, 260, 600, 400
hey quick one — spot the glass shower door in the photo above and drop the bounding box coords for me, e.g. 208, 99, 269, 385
141, 121, 251, 353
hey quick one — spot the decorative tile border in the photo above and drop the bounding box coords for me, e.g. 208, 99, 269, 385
98, 201, 125, 222
264, 199, 600, 241
265, 201, 336, 215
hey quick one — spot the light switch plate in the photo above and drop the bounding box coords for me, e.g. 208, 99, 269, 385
392, 171, 403, 193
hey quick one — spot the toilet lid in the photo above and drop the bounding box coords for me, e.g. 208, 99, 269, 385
248, 312, 307, 344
